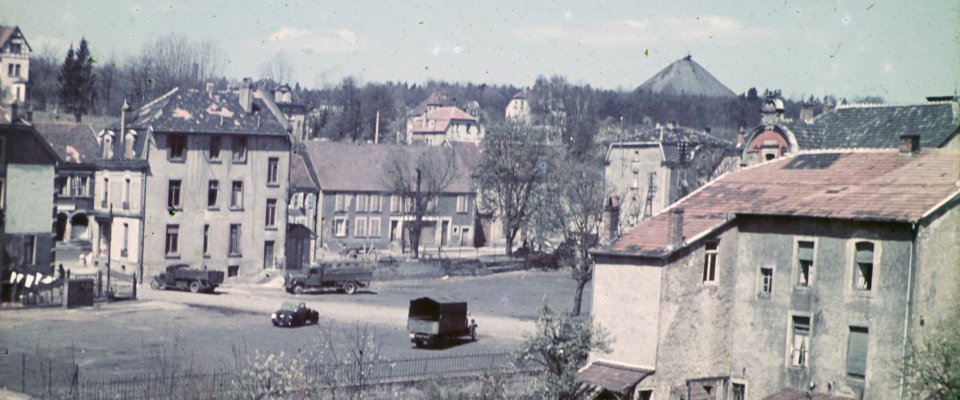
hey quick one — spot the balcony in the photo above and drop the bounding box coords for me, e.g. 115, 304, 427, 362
122, 201, 130, 210
55, 196, 95, 211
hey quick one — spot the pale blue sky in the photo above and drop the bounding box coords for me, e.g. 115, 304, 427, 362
7, 0, 959, 102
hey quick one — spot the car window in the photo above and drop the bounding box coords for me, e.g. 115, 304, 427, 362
281, 303, 298, 310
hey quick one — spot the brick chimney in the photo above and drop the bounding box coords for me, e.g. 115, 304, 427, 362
239, 77, 253, 113
899, 134, 920, 156
667, 208, 684, 248
602, 196, 621, 243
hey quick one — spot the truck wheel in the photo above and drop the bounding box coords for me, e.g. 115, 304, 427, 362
293, 285, 304, 295
150, 280, 162, 290
189, 281, 201, 293
343, 282, 357, 295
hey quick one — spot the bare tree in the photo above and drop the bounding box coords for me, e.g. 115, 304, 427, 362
473, 123, 556, 256
383, 146, 461, 259
124, 34, 225, 105
258, 52, 296, 85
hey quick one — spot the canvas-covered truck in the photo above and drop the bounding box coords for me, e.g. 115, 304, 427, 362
150, 264, 224, 293
408, 297, 477, 348
284, 262, 373, 295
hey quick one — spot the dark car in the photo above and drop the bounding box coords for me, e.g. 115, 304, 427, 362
271, 302, 319, 327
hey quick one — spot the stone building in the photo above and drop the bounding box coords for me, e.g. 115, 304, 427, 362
505, 89, 532, 124
406, 92, 483, 145
0, 25, 30, 118
741, 97, 960, 165
604, 123, 733, 233
0, 120, 58, 288
583, 142, 960, 400
34, 122, 99, 244
92, 79, 292, 279
301, 141, 478, 255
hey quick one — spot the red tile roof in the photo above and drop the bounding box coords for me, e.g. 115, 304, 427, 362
411, 106, 478, 133
596, 150, 960, 257
761, 388, 853, 400
33, 122, 99, 165
301, 141, 478, 193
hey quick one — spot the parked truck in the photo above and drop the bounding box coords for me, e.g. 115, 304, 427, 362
407, 297, 477, 348
150, 264, 224, 294
284, 262, 373, 295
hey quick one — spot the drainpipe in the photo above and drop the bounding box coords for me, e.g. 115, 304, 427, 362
898, 223, 918, 399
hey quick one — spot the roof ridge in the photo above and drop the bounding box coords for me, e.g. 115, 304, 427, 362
836, 100, 956, 110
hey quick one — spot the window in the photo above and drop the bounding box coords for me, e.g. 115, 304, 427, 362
167, 180, 182, 209
428, 197, 439, 211
267, 158, 279, 185
456, 195, 468, 213
369, 218, 381, 237
357, 194, 369, 212
0, 136, 5, 160
370, 195, 381, 212
209, 136, 221, 160
263, 241, 275, 269
797, 240, 815, 287
760, 267, 774, 295
229, 224, 241, 256
203, 224, 210, 256
638, 390, 653, 400
14, 64, 21, 77
208, 180, 219, 208
853, 242, 875, 291
702, 241, 718, 283
0, 178, 5, 209
228, 265, 239, 277
22, 235, 35, 264
232, 137, 247, 162
123, 178, 131, 209
231, 181, 243, 209
333, 217, 347, 237
335, 194, 346, 212
790, 315, 811, 368
846, 327, 869, 379
165, 225, 180, 256
10, 43, 22, 54
122, 223, 129, 256
631, 171, 640, 188
633, 150, 641, 162
390, 195, 400, 212
102, 177, 109, 207
731, 383, 746, 400
265, 199, 277, 228
354, 217, 367, 237
168, 134, 186, 161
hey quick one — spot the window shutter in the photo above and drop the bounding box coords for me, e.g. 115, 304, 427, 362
847, 328, 869, 377
798, 241, 814, 261
855, 242, 874, 264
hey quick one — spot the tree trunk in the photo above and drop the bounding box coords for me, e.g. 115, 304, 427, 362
504, 235, 513, 257
409, 226, 421, 259
572, 279, 588, 316
74, 113, 82, 123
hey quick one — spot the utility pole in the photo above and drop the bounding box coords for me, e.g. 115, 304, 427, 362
374, 111, 380, 144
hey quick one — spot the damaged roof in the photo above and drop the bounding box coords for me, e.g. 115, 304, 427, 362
607, 125, 731, 164
301, 141, 478, 193
787, 101, 960, 150
123, 87, 290, 136
33, 122, 99, 166
595, 149, 960, 258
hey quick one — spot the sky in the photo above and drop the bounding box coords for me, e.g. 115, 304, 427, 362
6, 0, 960, 103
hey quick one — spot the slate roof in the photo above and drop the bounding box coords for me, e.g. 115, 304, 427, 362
410, 106, 478, 134
595, 149, 960, 257
289, 152, 319, 192
411, 91, 446, 116
786, 101, 960, 150
33, 122, 99, 166
123, 87, 290, 136
577, 361, 653, 394
761, 388, 853, 400
301, 141, 478, 193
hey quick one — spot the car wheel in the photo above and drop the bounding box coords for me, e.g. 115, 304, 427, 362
343, 282, 357, 295
272, 321, 279, 327
189, 281, 201, 293
311, 314, 319, 324
414, 340, 423, 348
293, 285, 304, 295
150, 280, 162, 290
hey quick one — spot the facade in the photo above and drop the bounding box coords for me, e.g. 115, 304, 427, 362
34, 122, 100, 244
272, 84, 309, 146
302, 141, 479, 256
505, 89, 532, 124
286, 151, 319, 269
584, 143, 960, 400
605, 124, 733, 233
742, 97, 960, 165
406, 92, 483, 145
0, 121, 58, 289
0, 25, 30, 110
92, 79, 292, 279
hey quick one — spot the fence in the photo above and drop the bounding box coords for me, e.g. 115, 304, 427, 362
54, 351, 543, 399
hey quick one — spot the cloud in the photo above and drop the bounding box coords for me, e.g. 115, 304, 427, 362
513, 16, 777, 48
263, 26, 362, 54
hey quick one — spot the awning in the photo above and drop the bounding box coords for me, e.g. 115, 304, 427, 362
577, 360, 653, 394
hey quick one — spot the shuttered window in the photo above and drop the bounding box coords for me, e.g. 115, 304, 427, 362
790, 316, 811, 367
847, 327, 869, 378
854, 242, 875, 290
797, 241, 814, 287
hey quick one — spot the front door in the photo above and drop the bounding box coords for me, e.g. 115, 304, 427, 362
440, 221, 449, 246
263, 241, 275, 269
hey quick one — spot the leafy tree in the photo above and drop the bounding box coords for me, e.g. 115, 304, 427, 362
58, 38, 96, 122
383, 146, 461, 258
473, 123, 557, 256
26, 48, 60, 110
901, 309, 960, 399
514, 301, 611, 400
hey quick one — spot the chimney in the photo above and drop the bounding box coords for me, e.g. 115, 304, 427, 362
667, 208, 684, 248
239, 77, 253, 113
799, 104, 814, 123
205, 81, 215, 94
823, 100, 836, 114
602, 196, 621, 243
703, 127, 712, 135
736, 127, 746, 149
667, 120, 677, 129
899, 134, 920, 156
